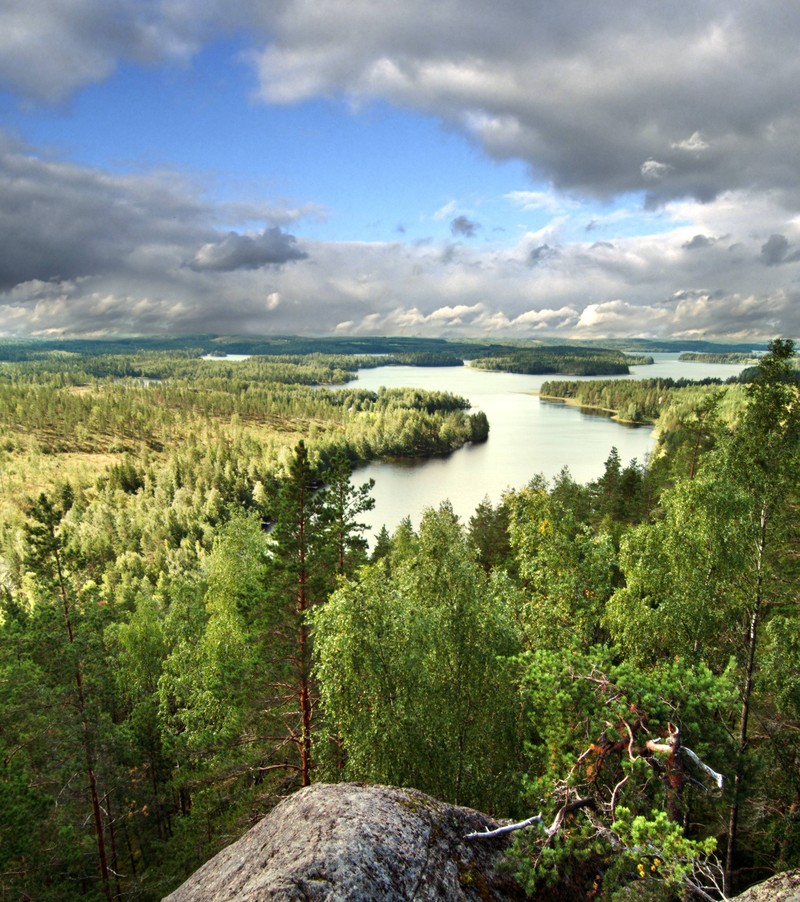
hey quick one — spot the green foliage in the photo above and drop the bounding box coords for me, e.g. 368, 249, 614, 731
0, 349, 487, 467
468, 495, 513, 572
679, 351, 762, 364
0, 337, 798, 899
472, 345, 645, 376
609, 808, 720, 898
508, 481, 617, 648
540, 376, 740, 426
510, 644, 733, 899
606, 474, 754, 668
313, 504, 524, 813
606, 339, 800, 891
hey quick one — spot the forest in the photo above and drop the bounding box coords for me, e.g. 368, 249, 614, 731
678, 352, 763, 365
470, 345, 653, 376
538, 376, 745, 425
0, 339, 798, 901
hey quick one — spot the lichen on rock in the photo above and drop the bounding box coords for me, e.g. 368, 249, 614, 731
162, 782, 529, 901
732, 868, 800, 902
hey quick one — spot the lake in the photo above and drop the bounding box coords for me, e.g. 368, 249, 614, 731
350, 354, 748, 540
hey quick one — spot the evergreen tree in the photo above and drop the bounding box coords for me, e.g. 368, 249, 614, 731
266, 442, 357, 785
320, 450, 374, 576
14, 492, 117, 900
718, 339, 800, 890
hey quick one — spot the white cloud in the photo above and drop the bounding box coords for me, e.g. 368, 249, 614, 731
672, 132, 710, 153
505, 190, 577, 214
433, 200, 458, 221
641, 160, 672, 180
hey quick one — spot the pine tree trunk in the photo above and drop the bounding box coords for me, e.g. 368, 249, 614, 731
297, 475, 313, 786
54, 548, 112, 900
725, 501, 768, 896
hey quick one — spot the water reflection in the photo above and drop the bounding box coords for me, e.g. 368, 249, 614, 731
352, 354, 747, 540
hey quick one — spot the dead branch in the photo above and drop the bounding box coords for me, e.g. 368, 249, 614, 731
682, 745, 724, 790
466, 797, 596, 841
610, 775, 629, 821
464, 814, 544, 840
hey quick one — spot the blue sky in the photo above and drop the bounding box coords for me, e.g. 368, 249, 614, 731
1, 1, 799, 340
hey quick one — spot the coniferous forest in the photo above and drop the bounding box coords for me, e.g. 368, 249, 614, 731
1, 338, 798, 900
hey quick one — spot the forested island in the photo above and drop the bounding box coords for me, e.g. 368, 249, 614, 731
678, 351, 763, 364
1, 337, 798, 901
470, 345, 652, 376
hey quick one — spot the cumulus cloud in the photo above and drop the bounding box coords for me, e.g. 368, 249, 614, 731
672, 132, 710, 153
0, 0, 238, 103
5, 198, 800, 339
238, 0, 800, 205
0, 136, 315, 335
7, 2, 800, 206
2, 126, 799, 341
641, 160, 672, 181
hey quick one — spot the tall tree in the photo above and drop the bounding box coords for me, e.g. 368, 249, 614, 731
508, 481, 616, 650
266, 442, 361, 786
718, 339, 800, 891
320, 450, 374, 577
314, 504, 523, 814
21, 492, 114, 900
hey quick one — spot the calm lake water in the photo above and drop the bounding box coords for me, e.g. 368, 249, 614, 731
351, 354, 749, 540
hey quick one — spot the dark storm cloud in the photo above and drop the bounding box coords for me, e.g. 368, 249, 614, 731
450, 215, 479, 238
248, 0, 800, 207
7, 2, 800, 207
188, 229, 308, 272
760, 234, 793, 266
0, 134, 211, 291
0, 135, 308, 291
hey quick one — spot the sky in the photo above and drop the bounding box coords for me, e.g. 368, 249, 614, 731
2, 2, 800, 342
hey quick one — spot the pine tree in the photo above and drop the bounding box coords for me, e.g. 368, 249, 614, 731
266, 442, 334, 786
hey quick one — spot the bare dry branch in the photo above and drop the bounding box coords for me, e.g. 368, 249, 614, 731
464, 814, 545, 840
466, 797, 597, 841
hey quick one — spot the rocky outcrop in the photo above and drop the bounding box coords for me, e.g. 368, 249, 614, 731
733, 869, 800, 901
163, 782, 529, 901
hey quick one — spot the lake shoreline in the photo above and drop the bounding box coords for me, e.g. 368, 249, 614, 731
535, 392, 656, 427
